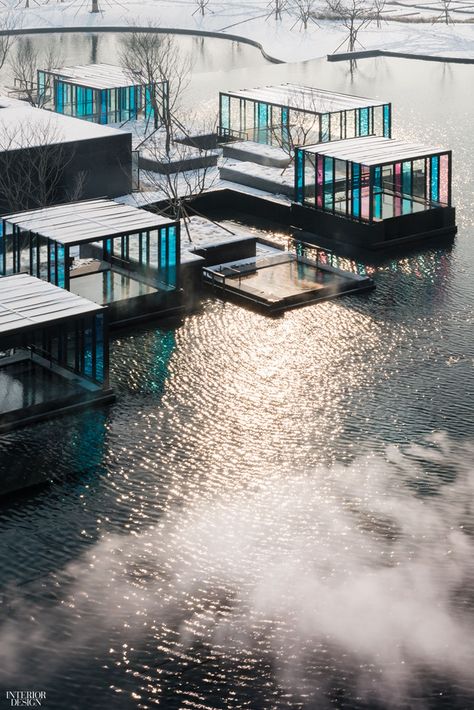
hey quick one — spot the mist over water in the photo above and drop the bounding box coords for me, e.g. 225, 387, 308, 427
0, 434, 473, 708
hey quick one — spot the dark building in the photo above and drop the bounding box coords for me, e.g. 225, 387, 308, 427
0, 97, 132, 214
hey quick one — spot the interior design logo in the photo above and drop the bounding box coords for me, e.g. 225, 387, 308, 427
4, 692, 46, 707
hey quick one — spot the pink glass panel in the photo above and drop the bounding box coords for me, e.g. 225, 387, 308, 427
425, 158, 430, 203
439, 154, 449, 204
394, 162, 402, 194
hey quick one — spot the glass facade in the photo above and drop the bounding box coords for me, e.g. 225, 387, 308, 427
219, 92, 392, 148
294, 148, 452, 222
0, 220, 180, 292
38, 70, 169, 125
1, 311, 108, 387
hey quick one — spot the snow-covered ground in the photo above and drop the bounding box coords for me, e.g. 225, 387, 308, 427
4, 0, 474, 63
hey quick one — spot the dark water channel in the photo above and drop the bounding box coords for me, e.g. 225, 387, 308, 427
0, 32, 473, 710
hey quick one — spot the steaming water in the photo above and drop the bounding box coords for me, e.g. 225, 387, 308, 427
0, 33, 474, 709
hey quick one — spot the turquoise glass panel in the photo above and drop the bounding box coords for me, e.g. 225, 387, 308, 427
220, 94, 230, 131
56, 81, 65, 113
257, 102, 269, 143
84, 325, 93, 378
57, 244, 65, 288
359, 108, 369, 136
95, 313, 104, 382
77, 86, 86, 117
145, 85, 155, 118
323, 157, 334, 210
281, 107, 290, 149
431, 156, 439, 202
373, 166, 382, 219
86, 88, 93, 117
295, 149, 304, 203
99, 89, 107, 124
160, 228, 167, 270
321, 114, 329, 142
383, 105, 390, 137
402, 162, 412, 196
352, 163, 361, 219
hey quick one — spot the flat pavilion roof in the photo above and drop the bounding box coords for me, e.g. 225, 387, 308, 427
47, 63, 162, 91
223, 83, 387, 113
301, 136, 449, 166
0, 273, 102, 339
0, 96, 129, 151
3, 199, 175, 246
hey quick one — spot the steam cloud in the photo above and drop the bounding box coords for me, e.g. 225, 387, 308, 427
0, 432, 473, 707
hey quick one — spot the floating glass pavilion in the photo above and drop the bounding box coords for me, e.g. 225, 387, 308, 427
0, 273, 113, 433
295, 136, 452, 220
38, 63, 168, 125
1, 199, 181, 324
292, 136, 455, 248
219, 84, 391, 147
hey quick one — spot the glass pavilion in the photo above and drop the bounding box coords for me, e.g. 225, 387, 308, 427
1, 199, 180, 321
0, 273, 113, 432
219, 84, 391, 147
38, 63, 168, 125
295, 136, 452, 222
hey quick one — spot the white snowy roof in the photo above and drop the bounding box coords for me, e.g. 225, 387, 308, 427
222, 84, 387, 113
301, 136, 449, 165
0, 97, 130, 151
0, 273, 102, 338
46, 63, 164, 90
3, 198, 174, 246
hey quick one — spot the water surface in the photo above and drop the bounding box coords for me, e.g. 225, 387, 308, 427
0, 34, 473, 710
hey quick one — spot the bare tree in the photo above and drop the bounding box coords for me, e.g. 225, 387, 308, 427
119, 29, 191, 152
327, 0, 371, 53
290, 0, 319, 30
266, 0, 288, 20
193, 0, 212, 16
0, 2, 20, 72
433, 0, 454, 24
372, 0, 387, 28
139, 116, 218, 241
9, 36, 64, 107
0, 118, 81, 213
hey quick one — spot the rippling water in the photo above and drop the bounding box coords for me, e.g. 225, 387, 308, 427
0, 33, 473, 710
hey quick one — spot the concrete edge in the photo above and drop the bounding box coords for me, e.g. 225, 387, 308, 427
327, 48, 474, 64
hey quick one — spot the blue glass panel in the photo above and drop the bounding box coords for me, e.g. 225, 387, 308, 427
99, 89, 107, 124
323, 157, 334, 210
281, 106, 290, 149
86, 88, 93, 117
77, 86, 86, 117
295, 149, 304, 203
95, 313, 104, 382
321, 113, 329, 142
257, 102, 269, 143
383, 105, 390, 138
359, 108, 369, 137
168, 226, 177, 267
57, 244, 65, 288
56, 81, 65, 113
160, 228, 167, 270
49, 242, 56, 283
431, 155, 439, 202
84, 325, 93, 378
352, 163, 361, 219
220, 94, 230, 131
